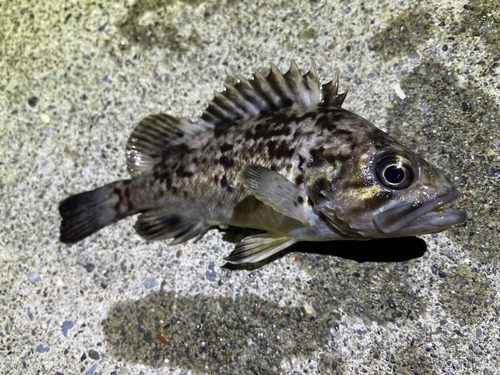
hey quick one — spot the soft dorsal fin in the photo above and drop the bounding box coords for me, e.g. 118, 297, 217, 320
126, 59, 348, 176
126, 114, 213, 177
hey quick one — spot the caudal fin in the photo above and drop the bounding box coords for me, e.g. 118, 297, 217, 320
59, 181, 130, 243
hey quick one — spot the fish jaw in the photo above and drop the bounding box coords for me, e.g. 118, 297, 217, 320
373, 189, 466, 236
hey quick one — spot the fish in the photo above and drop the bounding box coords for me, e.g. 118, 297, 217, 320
59, 59, 466, 263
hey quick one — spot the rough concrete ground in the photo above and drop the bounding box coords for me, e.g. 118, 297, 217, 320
0, 0, 499, 374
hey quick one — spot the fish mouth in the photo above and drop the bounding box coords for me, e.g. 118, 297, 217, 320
373, 189, 466, 235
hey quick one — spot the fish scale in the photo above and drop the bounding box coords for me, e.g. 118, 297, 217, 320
59, 59, 466, 264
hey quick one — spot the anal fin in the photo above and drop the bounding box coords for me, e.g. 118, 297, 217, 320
135, 209, 210, 245
225, 233, 297, 264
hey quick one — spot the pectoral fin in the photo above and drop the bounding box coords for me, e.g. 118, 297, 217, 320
225, 233, 297, 264
237, 164, 308, 225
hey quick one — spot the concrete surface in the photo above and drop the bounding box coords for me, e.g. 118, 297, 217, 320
0, 0, 499, 374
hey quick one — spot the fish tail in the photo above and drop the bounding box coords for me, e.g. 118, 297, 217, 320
59, 180, 133, 243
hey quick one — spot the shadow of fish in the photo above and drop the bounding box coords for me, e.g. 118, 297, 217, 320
59, 59, 466, 264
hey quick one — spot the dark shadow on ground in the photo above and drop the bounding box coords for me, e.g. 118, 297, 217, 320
221, 226, 427, 271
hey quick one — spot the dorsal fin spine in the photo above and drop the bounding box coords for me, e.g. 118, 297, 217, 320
204, 100, 232, 122
223, 84, 256, 115
302, 59, 320, 105
267, 63, 294, 107
284, 60, 307, 106
213, 91, 245, 119
236, 76, 266, 114
252, 69, 282, 110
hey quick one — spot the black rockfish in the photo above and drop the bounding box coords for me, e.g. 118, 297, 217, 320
59, 60, 466, 263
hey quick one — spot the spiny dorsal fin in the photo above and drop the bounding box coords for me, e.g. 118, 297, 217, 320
201, 58, 348, 129
126, 59, 347, 177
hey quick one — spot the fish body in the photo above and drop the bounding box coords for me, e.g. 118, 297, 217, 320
59, 60, 466, 263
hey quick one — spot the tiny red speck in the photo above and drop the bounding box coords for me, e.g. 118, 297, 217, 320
157, 332, 170, 345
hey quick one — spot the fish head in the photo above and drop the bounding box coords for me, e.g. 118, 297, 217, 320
304, 116, 466, 239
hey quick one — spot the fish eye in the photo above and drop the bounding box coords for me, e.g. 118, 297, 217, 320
374, 152, 416, 190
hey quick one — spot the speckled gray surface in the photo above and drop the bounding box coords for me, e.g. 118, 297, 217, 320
1, 0, 499, 374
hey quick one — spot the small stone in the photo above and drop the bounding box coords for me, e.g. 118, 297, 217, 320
88, 349, 100, 360
143, 331, 155, 343
41, 113, 50, 123
303, 304, 314, 315
85, 364, 97, 375
489, 167, 500, 178
61, 321, 75, 337
431, 264, 438, 275
85, 263, 95, 272
35, 344, 50, 353
28, 96, 39, 107
144, 277, 157, 289
438, 270, 447, 278
480, 26, 490, 34
355, 306, 365, 315
394, 83, 406, 99
28, 307, 34, 321
206, 263, 217, 282
476, 328, 483, 339
407, 49, 420, 59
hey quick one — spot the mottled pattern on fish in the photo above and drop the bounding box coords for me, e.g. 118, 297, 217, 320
59, 60, 466, 264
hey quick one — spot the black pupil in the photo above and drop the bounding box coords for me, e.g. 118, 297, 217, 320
384, 165, 405, 184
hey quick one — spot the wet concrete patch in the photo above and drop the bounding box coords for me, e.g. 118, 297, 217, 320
369, 8, 436, 61
104, 290, 346, 374
116, 0, 208, 51
459, 0, 500, 64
